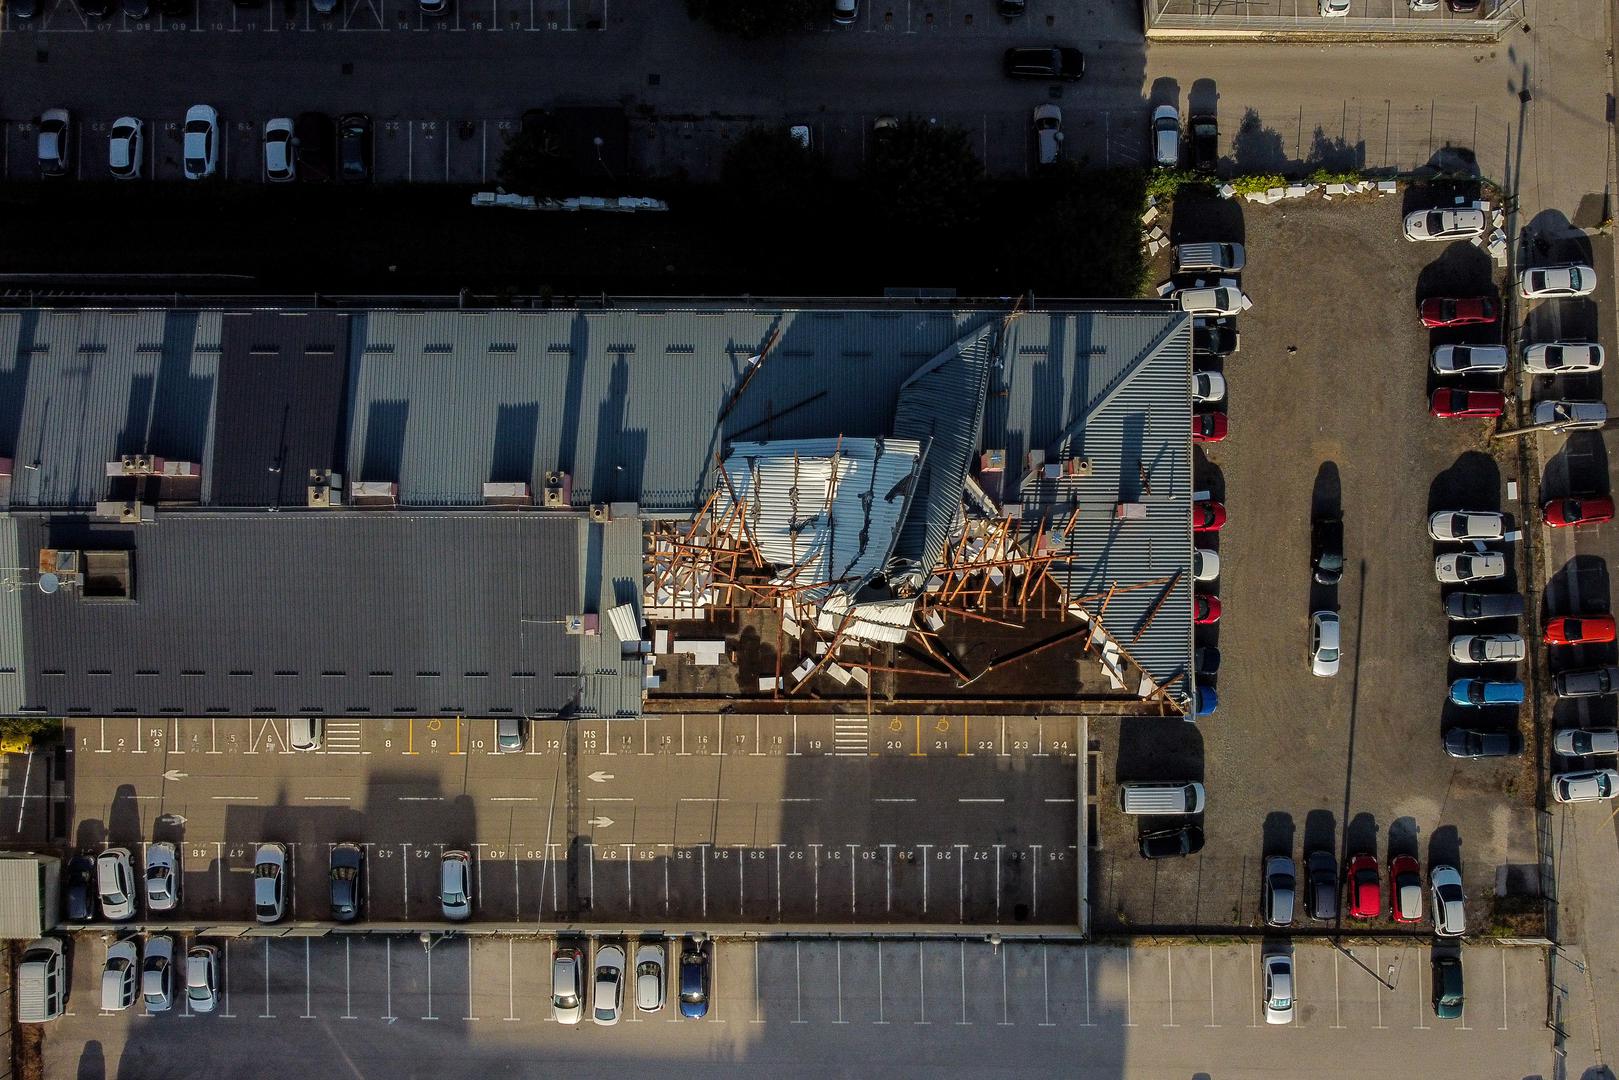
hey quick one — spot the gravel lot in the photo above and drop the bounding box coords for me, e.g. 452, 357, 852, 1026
1092, 188, 1540, 934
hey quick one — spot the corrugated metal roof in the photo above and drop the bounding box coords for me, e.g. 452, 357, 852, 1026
0, 856, 47, 939
211, 311, 351, 506
719, 436, 922, 602
1, 309, 221, 507
992, 310, 1194, 699
888, 321, 997, 586
13, 511, 642, 718
0, 518, 25, 713
345, 309, 994, 509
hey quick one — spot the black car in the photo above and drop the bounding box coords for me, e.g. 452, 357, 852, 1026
1303, 850, 1338, 921
996, 0, 1025, 13
1443, 728, 1525, 759
121, 0, 150, 17
10, 0, 38, 18
328, 842, 364, 922
1139, 825, 1205, 860
338, 113, 372, 182
78, 0, 112, 15
1189, 113, 1218, 171
1002, 46, 1084, 81
1312, 517, 1344, 586
1193, 319, 1238, 358
294, 112, 335, 183
64, 853, 97, 921
1194, 645, 1220, 679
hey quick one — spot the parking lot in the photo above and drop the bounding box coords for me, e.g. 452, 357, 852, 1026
1092, 189, 1540, 932
44, 714, 1081, 927
37, 936, 1553, 1078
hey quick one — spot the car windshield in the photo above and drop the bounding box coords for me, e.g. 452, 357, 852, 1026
184, 121, 209, 135
188, 981, 210, 1002
1568, 269, 1583, 289
1599, 774, 1614, 797
1572, 732, 1595, 754
1318, 646, 1339, 662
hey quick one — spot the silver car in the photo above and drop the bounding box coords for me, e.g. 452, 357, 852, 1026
289, 717, 322, 751
1523, 341, 1604, 374
1192, 370, 1226, 403
1033, 104, 1063, 167
1263, 855, 1296, 927
440, 850, 472, 921
1175, 286, 1245, 317
1150, 104, 1180, 167
37, 107, 70, 177
1553, 727, 1619, 757
1518, 263, 1596, 299
101, 939, 139, 1012
1431, 343, 1508, 375
186, 945, 219, 1014
1309, 611, 1340, 677
142, 935, 175, 1013
1534, 399, 1608, 432
1448, 634, 1525, 664
96, 848, 136, 922
264, 118, 296, 183
635, 942, 666, 1013
496, 717, 526, 753
551, 945, 585, 1025
1428, 510, 1504, 541
1435, 551, 1507, 584
253, 843, 287, 924
593, 943, 626, 1026
1262, 953, 1294, 1024
1429, 865, 1466, 937
145, 841, 181, 913
108, 116, 142, 180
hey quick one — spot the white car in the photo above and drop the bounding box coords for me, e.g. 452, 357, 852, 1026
1033, 104, 1063, 167
264, 118, 295, 182
186, 945, 219, 1014
1427, 510, 1504, 541
108, 116, 142, 180
832, 0, 856, 23
1435, 551, 1506, 584
96, 848, 136, 922
1523, 341, 1604, 374
1318, 0, 1350, 13
592, 943, 626, 1026
440, 850, 472, 922
1309, 611, 1340, 678
1553, 768, 1619, 804
142, 935, 175, 1013
253, 842, 286, 924
1534, 399, 1607, 432
1553, 727, 1619, 757
37, 108, 71, 177
1150, 104, 1180, 167
1518, 263, 1596, 299
551, 946, 585, 1025
1403, 207, 1487, 242
634, 942, 666, 1013
1431, 344, 1508, 375
144, 841, 181, 913
1448, 633, 1525, 664
289, 716, 322, 751
1192, 370, 1226, 403
182, 105, 218, 180
1262, 954, 1294, 1024
1175, 286, 1245, 317
1429, 865, 1465, 937
1193, 548, 1220, 582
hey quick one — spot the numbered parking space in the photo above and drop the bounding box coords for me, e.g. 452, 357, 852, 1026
58, 714, 1081, 926
2, 0, 607, 33
43, 937, 1554, 1079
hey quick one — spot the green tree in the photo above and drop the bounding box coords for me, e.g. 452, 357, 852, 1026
720, 126, 826, 217
862, 119, 985, 232
686, 0, 817, 37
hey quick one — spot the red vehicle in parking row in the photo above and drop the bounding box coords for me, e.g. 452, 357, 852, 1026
1194, 500, 1226, 532
1193, 411, 1228, 443
1545, 615, 1618, 646
1195, 594, 1221, 625
1544, 495, 1615, 528
1346, 853, 1383, 919
1430, 388, 1504, 419
1419, 296, 1498, 328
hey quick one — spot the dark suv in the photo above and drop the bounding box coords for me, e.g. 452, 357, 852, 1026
1304, 850, 1338, 921
328, 842, 364, 923
1003, 46, 1084, 81
1312, 517, 1344, 586
338, 113, 372, 182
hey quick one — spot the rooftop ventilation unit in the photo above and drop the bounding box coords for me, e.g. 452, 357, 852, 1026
307, 469, 343, 508
349, 481, 398, 508
542, 471, 572, 509
482, 482, 533, 507
93, 500, 152, 524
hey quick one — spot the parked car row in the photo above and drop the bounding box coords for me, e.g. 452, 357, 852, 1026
13, 0, 454, 19
94, 935, 219, 1014
1263, 850, 1466, 933
1145, 103, 1220, 172
34, 108, 375, 182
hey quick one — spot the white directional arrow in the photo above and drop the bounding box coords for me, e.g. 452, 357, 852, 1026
586, 816, 615, 828
162, 770, 187, 782
158, 813, 188, 826
586, 771, 614, 783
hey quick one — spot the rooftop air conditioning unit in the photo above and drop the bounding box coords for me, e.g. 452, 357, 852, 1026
307, 469, 342, 508
542, 471, 572, 509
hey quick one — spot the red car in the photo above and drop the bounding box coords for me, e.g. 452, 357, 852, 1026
1195, 594, 1221, 625
1346, 853, 1382, 919
1194, 500, 1227, 533
1419, 296, 1498, 328
1544, 495, 1616, 528
1193, 411, 1228, 443
1389, 854, 1423, 924
1430, 388, 1504, 418
1545, 615, 1618, 645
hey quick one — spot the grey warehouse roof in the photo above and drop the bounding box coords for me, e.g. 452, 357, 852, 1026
8, 512, 643, 719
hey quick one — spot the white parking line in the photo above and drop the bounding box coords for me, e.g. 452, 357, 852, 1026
383, 938, 396, 1022
1332, 950, 1344, 1029
1500, 951, 1508, 1030
793, 941, 805, 1024
1205, 945, 1218, 1028
1375, 945, 1385, 1028
1164, 946, 1176, 1028
342, 938, 356, 1019
260, 938, 273, 1018
463, 942, 479, 1021
1415, 949, 1428, 1030
998, 946, 1011, 1026
956, 941, 970, 1026
916, 942, 928, 1025
505, 939, 519, 1022
834, 940, 847, 1024
221, 940, 234, 1018
302, 938, 314, 1019
424, 940, 437, 1020
1082, 946, 1094, 1027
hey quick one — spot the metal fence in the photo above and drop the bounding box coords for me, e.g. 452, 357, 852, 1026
1146, 0, 1523, 37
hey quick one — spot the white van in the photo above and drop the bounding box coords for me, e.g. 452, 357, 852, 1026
17, 938, 66, 1023
101, 939, 138, 1012
1174, 242, 1246, 275
289, 717, 322, 751
1118, 781, 1206, 815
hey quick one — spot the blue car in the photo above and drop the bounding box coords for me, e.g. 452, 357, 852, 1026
1449, 678, 1525, 708
678, 940, 710, 1019
1195, 685, 1217, 716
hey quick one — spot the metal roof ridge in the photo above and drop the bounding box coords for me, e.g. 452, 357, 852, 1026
1050, 312, 1190, 457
